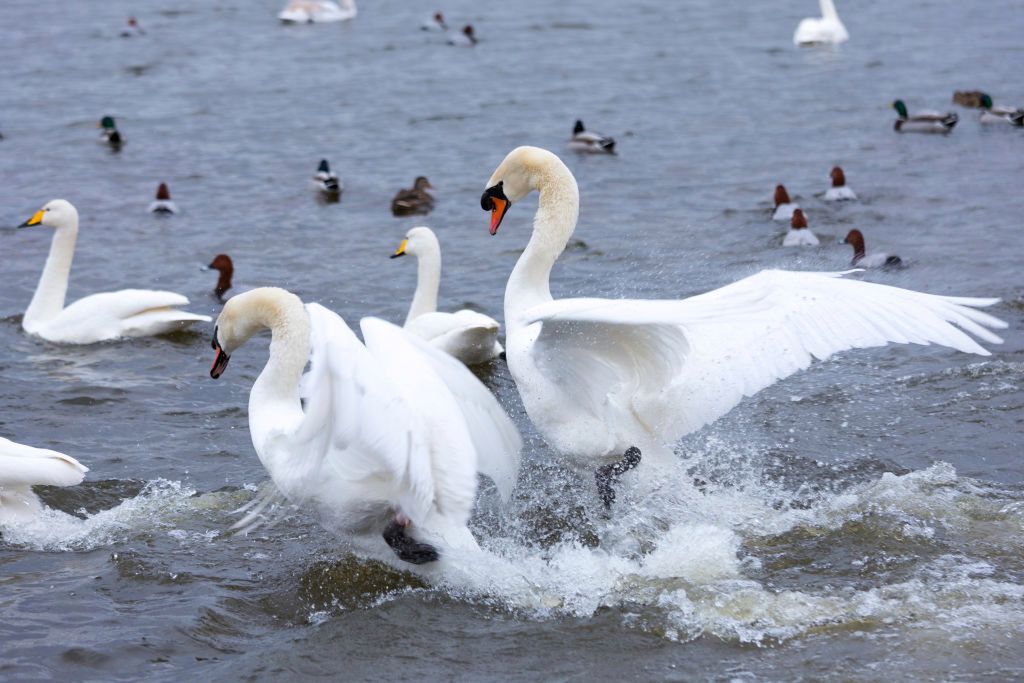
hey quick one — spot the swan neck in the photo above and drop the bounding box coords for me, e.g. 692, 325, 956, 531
506, 166, 579, 320
820, 0, 840, 19
249, 302, 311, 424
406, 246, 441, 325
24, 220, 78, 329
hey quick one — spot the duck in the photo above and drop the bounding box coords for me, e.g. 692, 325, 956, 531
278, 0, 356, 23
568, 120, 616, 154
447, 25, 477, 46
840, 229, 902, 268
120, 16, 145, 37
480, 146, 1005, 507
98, 116, 123, 147
793, 0, 849, 45
953, 91, 986, 108
313, 159, 342, 198
391, 177, 435, 216
391, 227, 503, 365
783, 209, 820, 246
824, 166, 857, 201
209, 287, 520, 565
978, 94, 1024, 126
148, 183, 178, 214
892, 100, 958, 133
422, 11, 447, 31
207, 254, 236, 301
1, 437, 88, 526
772, 184, 800, 221
17, 200, 210, 343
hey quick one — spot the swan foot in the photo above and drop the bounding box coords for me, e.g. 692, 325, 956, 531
595, 446, 642, 509
383, 520, 439, 565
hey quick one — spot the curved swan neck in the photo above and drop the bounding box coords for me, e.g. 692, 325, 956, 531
506, 161, 580, 321
247, 294, 311, 421
24, 217, 79, 330
406, 240, 441, 325
820, 0, 840, 19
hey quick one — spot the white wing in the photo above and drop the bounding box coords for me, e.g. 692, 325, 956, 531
523, 269, 1006, 441
0, 437, 87, 488
46, 290, 209, 342
361, 317, 521, 503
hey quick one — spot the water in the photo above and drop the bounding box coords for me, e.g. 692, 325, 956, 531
2, 0, 1023, 679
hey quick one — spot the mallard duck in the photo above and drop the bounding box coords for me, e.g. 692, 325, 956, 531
422, 11, 447, 31
447, 25, 477, 46
953, 91, 986, 108
840, 229, 902, 268
824, 166, 857, 201
892, 100, 958, 134
783, 209, 820, 247
391, 177, 435, 216
313, 159, 342, 197
568, 120, 616, 154
148, 182, 178, 214
978, 94, 1024, 126
772, 184, 800, 221
98, 116, 123, 147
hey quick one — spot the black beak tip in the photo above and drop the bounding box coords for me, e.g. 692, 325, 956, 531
389, 253, 404, 259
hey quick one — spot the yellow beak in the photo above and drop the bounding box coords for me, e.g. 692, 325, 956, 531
20, 210, 45, 227
390, 239, 408, 259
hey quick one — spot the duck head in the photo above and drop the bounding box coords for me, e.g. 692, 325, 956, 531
433, 11, 446, 28
573, 120, 585, 135
19, 199, 77, 230
207, 254, 234, 299
892, 100, 908, 119
774, 184, 791, 207
317, 159, 331, 174
414, 176, 433, 191
99, 116, 117, 130
980, 93, 994, 110
156, 182, 171, 200
463, 25, 477, 43
840, 229, 866, 261
791, 209, 808, 229
830, 167, 846, 188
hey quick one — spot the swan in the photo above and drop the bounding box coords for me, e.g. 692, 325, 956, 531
782, 208, 819, 247
209, 287, 520, 564
1, 437, 87, 526
391, 227, 503, 365
391, 176, 435, 216
772, 184, 800, 221
978, 94, 1024, 126
793, 0, 849, 45
568, 120, 616, 154
98, 116, 122, 147
17, 199, 210, 343
840, 229, 902, 268
278, 0, 356, 23
312, 159, 342, 197
480, 146, 1006, 506
892, 100, 958, 134
148, 182, 178, 214
447, 25, 477, 47
824, 166, 857, 201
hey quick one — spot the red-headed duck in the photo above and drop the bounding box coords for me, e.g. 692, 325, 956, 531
841, 229, 902, 268
783, 209, 820, 246
825, 166, 857, 201
208, 254, 235, 301
422, 11, 447, 31
149, 182, 178, 214
773, 184, 800, 221
448, 24, 477, 46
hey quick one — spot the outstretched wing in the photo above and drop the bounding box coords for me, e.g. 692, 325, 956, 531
524, 269, 1006, 441
0, 437, 88, 488
360, 317, 521, 503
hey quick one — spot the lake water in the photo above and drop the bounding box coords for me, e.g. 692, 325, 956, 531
1, 0, 1023, 680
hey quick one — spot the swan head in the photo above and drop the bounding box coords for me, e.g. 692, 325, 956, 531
18, 199, 77, 230
482, 146, 567, 235
391, 226, 438, 259
791, 209, 808, 230
830, 166, 846, 188
210, 287, 303, 378
774, 184, 791, 207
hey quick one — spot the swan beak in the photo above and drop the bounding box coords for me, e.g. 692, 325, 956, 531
210, 327, 231, 378
390, 239, 407, 259
18, 210, 44, 228
481, 182, 510, 236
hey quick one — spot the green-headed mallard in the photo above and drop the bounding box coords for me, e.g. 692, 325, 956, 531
978, 94, 1024, 126
892, 100, 957, 134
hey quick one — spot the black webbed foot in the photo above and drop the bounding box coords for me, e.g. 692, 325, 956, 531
383, 520, 439, 565
595, 446, 642, 509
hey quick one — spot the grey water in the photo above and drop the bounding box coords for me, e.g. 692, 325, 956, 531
1, 0, 1023, 680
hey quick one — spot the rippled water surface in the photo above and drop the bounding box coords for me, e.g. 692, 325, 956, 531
2, 0, 1023, 680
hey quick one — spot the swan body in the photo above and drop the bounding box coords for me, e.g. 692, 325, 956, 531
18, 200, 210, 344
148, 182, 178, 214
481, 146, 1006, 472
841, 229, 902, 268
278, 0, 356, 23
392, 227, 503, 365
893, 100, 958, 134
210, 288, 520, 562
824, 166, 857, 201
772, 184, 800, 221
391, 176, 434, 216
794, 0, 849, 45
783, 209, 819, 246
568, 120, 616, 154
0, 437, 87, 526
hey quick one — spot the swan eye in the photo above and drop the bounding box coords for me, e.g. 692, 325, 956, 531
480, 181, 506, 211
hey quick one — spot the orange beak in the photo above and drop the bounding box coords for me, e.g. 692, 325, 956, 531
488, 197, 509, 235
210, 327, 230, 378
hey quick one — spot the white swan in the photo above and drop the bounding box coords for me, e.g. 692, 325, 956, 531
824, 166, 857, 201
391, 227, 503, 366
209, 287, 520, 564
481, 147, 1005, 504
1, 437, 87, 526
782, 208, 820, 246
278, 0, 356, 23
794, 0, 849, 45
18, 200, 210, 343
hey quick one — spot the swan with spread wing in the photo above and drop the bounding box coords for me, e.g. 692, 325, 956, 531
480, 146, 1006, 507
